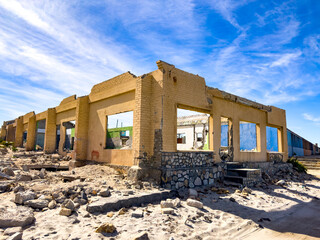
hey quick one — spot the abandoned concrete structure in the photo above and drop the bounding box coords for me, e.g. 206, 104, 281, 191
0, 61, 293, 188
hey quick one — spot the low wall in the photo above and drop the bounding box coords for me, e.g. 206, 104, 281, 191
102, 149, 134, 166
161, 151, 225, 189
243, 161, 293, 176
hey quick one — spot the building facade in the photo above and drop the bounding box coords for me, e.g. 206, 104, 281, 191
1, 61, 293, 186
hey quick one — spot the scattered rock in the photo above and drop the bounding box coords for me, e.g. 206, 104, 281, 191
229, 197, 236, 202
7, 232, 23, 240
3, 227, 22, 236
131, 210, 144, 218
132, 231, 149, 240
172, 198, 181, 208
14, 191, 36, 204
276, 180, 286, 186
2, 167, 15, 177
0, 182, 11, 193
0, 206, 35, 227
48, 200, 57, 209
160, 200, 174, 208
95, 223, 116, 233
107, 212, 114, 218
13, 185, 25, 193
99, 189, 110, 197
118, 208, 127, 215
62, 199, 75, 211
24, 199, 49, 209
0, 171, 12, 180
242, 187, 252, 194
16, 174, 32, 182
59, 207, 72, 217
161, 208, 174, 215
187, 199, 203, 209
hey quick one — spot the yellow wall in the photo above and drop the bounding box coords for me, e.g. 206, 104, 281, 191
0, 60, 289, 167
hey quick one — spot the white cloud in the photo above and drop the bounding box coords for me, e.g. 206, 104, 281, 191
303, 113, 320, 123
270, 51, 301, 67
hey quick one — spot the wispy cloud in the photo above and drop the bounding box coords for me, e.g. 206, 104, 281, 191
303, 113, 320, 123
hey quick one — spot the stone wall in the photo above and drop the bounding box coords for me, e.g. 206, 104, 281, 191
161, 151, 225, 189
243, 161, 293, 176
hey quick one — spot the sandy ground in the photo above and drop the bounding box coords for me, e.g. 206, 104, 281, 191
1, 148, 320, 240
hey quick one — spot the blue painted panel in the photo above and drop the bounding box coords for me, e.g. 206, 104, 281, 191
266, 126, 278, 152
221, 124, 228, 147
240, 122, 257, 151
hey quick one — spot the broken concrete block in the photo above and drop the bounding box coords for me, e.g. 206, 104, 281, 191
59, 208, 72, 216
95, 223, 116, 233
0, 206, 35, 227
160, 200, 174, 208
24, 199, 48, 209
188, 189, 198, 197
62, 199, 75, 211
132, 231, 149, 240
131, 210, 143, 218
2, 167, 15, 177
6, 232, 22, 240
48, 200, 57, 209
161, 208, 174, 215
14, 191, 36, 204
187, 199, 203, 209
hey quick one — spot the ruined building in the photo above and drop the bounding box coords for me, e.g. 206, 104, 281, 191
0, 61, 292, 188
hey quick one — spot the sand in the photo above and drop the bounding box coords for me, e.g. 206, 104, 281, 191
0, 149, 320, 240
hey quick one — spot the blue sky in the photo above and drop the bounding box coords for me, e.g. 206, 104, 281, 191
0, 0, 319, 144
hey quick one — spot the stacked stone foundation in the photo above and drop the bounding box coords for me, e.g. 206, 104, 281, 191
161, 151, 225, 189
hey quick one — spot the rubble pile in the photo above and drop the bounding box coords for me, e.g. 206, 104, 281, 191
0, 145, 319, 239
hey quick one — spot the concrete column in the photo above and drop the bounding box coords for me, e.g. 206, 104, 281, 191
6, 125, 15, 142
14, 117, 24, 147
26, 115, 36, 151
212, 114, 221, 160
44, 108, 56, 153
208, 115, 214, 151
74, 96, 89, 161
0, 122, 7, 140
133, 76, 153, 165
232, 117, 240, 162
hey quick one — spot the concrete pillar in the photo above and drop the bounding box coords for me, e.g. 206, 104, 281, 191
26, 115, 36, 151
0, 122, 7, 140
6, 125, 15, 142
73, 96, 89, 161
233, 117, 240, 161
133, 76, 153, 165
208, 115, 214, 151
44, 108, 56, 153
212, 114, 221, 161
14, 117, 24, 147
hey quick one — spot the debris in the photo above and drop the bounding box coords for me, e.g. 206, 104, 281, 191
14, 191, 36, 204
2, 167, 15, 177
62, 199, 75, 211
3, 227, 22, 236
118, 208, 127, 215
6, 232, 23, 240
59, 207, 72, 217
132, 231, 149, 240
107, 212, 114, 218
99, 189, 110, 197
160, 200, 174, 208
161, 208, 174, 215
242, 187, 252, 194
0, 206, 35, 227
131, 209, 144, 218
24, 199, 49, 209
186, 199, 203, 209
48, 200, 57, 209
172, 198, 181, 208
229, 197, 236, 202
95, 222, 116, 233
16, 174, 32, 182
276, 180, 286, 186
